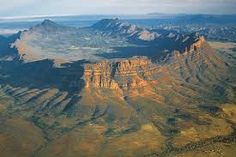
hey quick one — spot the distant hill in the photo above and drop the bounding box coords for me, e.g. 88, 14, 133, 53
147, 13, 236, 24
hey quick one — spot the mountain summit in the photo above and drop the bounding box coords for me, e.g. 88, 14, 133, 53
29, 19, 66, 32
41, 19, 58, 26
92, 18, 134, 31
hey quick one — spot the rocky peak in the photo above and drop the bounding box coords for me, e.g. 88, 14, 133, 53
180, 33, 206, 52
41, 19, 57, 26
192, 36, 206, 50
184, 34, 206, 52
92, 18, 128, 30
29, 19, 64, 32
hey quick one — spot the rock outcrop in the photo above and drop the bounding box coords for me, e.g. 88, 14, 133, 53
84, 57, 159, 91
192, 36, 206, 50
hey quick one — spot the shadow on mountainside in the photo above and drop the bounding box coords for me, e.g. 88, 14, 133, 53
96, 45, 178, 62
96, 35, 199, 61
0, 59, 88, 95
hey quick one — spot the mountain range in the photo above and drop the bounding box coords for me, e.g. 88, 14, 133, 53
0, 18, 235, 157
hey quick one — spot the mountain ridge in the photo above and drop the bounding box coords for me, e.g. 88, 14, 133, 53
10, 19, 207, 65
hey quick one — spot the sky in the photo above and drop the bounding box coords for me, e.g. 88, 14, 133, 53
0, 0, 236, 18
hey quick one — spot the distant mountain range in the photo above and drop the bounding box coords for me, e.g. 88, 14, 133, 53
1, 14, 236, 41
1, 14, 236, 22
0, 18, 206, 64
147, 13, 236, 22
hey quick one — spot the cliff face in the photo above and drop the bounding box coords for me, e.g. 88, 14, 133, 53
191, 36, 206, 51
84, 60, 120, 89
84, 57, 158, 91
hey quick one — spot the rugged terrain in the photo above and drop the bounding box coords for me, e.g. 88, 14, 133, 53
0, 19, 236, 157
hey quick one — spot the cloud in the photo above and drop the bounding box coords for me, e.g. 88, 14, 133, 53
0, 0, 235, 17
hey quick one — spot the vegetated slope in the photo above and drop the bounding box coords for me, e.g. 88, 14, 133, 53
0, 19, 235, 157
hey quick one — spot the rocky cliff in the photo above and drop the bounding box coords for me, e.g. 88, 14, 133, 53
84, 57, 158, 90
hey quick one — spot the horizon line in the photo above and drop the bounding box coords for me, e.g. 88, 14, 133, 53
1, 13, 236, 20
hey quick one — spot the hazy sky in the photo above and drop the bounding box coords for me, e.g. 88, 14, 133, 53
0, 0, 235, 17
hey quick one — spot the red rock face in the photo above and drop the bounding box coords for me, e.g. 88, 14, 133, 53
192, 36, 206, 51
84, 57, 157, 91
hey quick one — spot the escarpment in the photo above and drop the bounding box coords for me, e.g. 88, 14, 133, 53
84, 57, 159, 90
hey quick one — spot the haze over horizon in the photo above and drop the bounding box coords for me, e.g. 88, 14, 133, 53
0, 0, 236, 18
